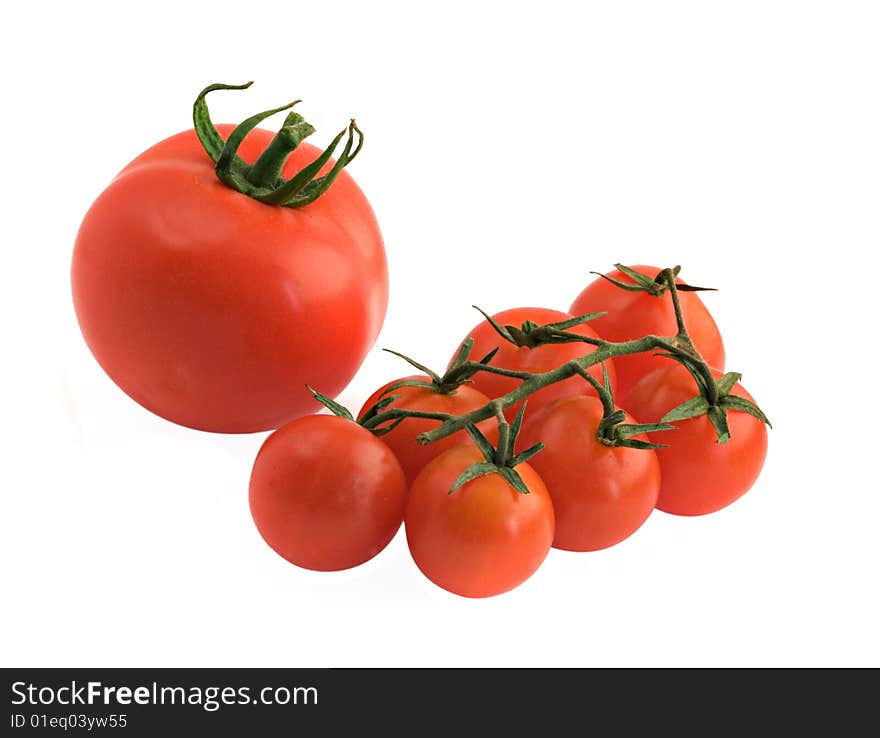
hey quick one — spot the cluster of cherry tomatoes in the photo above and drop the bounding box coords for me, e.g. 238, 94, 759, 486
249, 265, 769, 598
71, 84, 769, 600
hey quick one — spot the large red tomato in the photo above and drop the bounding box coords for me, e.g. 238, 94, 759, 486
622, 364, 768, 516
519, 396, 661, 551
72, 87, 387, 433
405, 445, 554, 598
452, 307, 616, 421
249, 415, 407, 571
570, 265, 724, 396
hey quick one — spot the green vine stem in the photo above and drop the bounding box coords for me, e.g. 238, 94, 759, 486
192, 82, 363, 209
395, 267, 770, 447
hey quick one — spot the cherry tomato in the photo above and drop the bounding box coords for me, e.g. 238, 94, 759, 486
570, 265, 724, 396
405, 445, 554, 598
453, 307, 616, 421
249, 415, 407, 571
519, 396, 660, 551
72, 119, 387, 433
359, 376, 494, 485
622, 364, 768, 516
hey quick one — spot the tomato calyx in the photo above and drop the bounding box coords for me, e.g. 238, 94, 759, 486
575, 365, 675, 450
591, 264, 716, 298
658, 357, 772, 444
379, 339, 499, 396
193, 82, 363, 208
451, 404, 543, 495
472, 306, 605, 349
308, 386, 451, 438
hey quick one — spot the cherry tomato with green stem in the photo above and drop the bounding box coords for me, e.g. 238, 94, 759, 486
249, 410, 407, 572
405, 442, 554, 598
570, 265, 724, 396
519, 395, 662, 551
622, 363, 769, 516
358, 342, 497, 486
452, 307, 616, 422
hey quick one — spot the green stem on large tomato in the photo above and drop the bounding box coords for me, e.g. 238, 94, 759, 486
192, 82, 363, 209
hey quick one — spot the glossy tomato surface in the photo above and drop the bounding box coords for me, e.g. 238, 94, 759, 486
405, 445, 554, 598
570, 265, 724, 396
453, 307, 616, 421
519, 396, 660, 551
622, 364, 768, 516
358, 376, 494, 486
249, 415, 407, 571
72, 124, 387, 432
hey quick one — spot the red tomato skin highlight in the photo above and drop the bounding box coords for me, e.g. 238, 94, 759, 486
454, 307, 616, 421
72, 125, 387, 433
570, 265, 724, 396
622, 364, 768, 516
359, 377, 495, 486
519, 396, 660, 551
249, 415, 407, 572
405, 445, 555, 598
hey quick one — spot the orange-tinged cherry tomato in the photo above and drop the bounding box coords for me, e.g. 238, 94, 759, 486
622, 364, 768, 516
453, 307, 615, 421
249, 415, 406, 571
405, 445, 554, 598
570, 266, 724, 396
359, 376, 494, 486
519, 396, 660, 551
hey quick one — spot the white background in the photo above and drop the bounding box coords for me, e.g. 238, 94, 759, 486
2, 1, 878, 667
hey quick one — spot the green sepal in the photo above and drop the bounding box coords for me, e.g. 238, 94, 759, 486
465, 424, 496, 463
307, 385, 353, 421
612, 422, 676, 450
661, 395, 710, 423
215, 100, 300, 178
497, 466, 531, 495
378, 378, 438, 396
590, 270, 646, 292
592, 264, 716, 296
472, 306, 514, 343
448, 338, 476, 373
716, 372, 742, 396
259, 126, 344, 204
601, 362, 613, 395
442, 339, 500, 387
616, 422, 677, 438
382, 348, 442, 384
192, 81, 253, 163
472, 306, 603, 350
279, 119, 363, 208
371, 417, 406, 437
674, 283, 717, 292
508, 403, 528, 453
707, 405, 731, 444
622, 438, 668, 451
545, 311, 606, 331
357, 394, 400, 425
477, 347, 500, 366
449, 462, 499, 494
614, 263, 658, 290
505, 324, 535, 348
720, 394, 772, 427
510, 442, 544, 467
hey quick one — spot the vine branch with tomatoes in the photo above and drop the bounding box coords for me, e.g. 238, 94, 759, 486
364, 267, 769, 448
